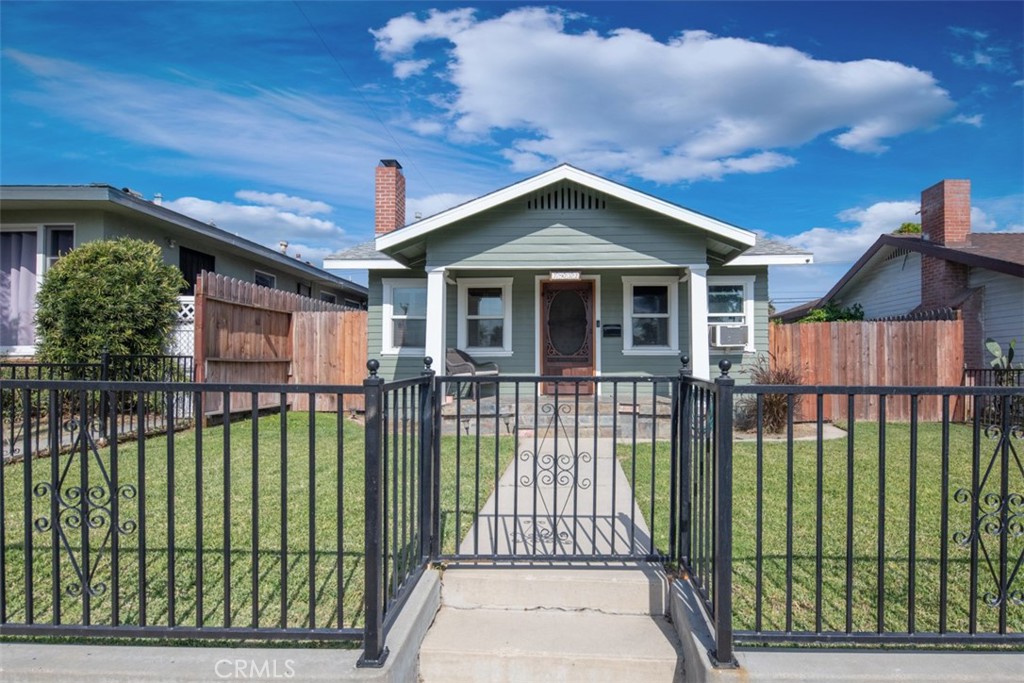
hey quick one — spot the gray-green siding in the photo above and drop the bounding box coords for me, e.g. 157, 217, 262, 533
426, 183, 707, 270
369, 267, 771, 383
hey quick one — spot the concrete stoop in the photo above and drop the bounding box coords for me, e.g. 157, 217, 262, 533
417, 566, 683, 683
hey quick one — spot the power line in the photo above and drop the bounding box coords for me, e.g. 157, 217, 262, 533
292, 1, 438, 196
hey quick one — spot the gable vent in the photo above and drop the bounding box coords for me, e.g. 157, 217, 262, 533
526, 185, 606, 211
883, 247, 911, 262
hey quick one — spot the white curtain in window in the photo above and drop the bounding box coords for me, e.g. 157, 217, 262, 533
0, 231, 38, 347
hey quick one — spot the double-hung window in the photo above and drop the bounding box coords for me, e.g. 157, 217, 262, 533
707, 275, 755, 352
622, 276, 678, 353
383, 279, 427, 353
457, 278, 513, 354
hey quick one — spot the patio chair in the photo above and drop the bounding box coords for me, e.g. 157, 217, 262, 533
446, 348, 500, 398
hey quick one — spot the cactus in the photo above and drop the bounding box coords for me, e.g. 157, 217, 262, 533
985, 338, 1016, 370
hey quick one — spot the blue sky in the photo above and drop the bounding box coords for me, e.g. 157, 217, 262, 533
2, 1, 1022, 307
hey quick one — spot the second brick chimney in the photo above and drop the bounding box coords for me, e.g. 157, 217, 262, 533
921, 179, 970, 246
375, 159, 406, 236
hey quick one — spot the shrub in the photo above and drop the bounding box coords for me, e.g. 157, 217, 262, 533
798, 302, 864, 323
34, 239, 186, 364
735, 354, 802, 434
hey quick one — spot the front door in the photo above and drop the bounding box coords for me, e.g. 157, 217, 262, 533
541, 280, 595, 394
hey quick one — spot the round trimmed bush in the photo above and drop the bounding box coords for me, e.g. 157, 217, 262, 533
35, 238, 186, 364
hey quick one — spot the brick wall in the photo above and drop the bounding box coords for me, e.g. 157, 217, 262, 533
375, 160, 406, 236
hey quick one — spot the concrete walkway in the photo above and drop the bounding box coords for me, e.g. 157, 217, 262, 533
459, 427, 654, 558
421, 423, 684, 682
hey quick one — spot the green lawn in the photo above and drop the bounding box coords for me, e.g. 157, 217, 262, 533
620, 421, 1023, 637
1, 411, 512, 635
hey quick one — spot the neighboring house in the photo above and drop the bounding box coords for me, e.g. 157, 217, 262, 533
325, 160, 811, 383
0, 184, 368, 356
774, 180, 1024, 367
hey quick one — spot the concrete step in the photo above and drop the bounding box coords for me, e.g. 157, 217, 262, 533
418, 606, 682, 683
441, 565, 669, 615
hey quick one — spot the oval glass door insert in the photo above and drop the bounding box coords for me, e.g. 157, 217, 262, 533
548, 289, 588, 356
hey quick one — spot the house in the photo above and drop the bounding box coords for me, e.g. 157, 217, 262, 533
0, 184, 368, 356
324, 161, 811, 382
774, 180, 1024, 367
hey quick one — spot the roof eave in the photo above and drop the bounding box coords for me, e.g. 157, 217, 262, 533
375, 164, 756, 253
323, 258, 409, 271
727, 254, 814, 266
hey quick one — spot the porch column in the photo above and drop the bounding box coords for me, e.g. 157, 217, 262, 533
688, 264, 710, 380
425, 267, 447, 373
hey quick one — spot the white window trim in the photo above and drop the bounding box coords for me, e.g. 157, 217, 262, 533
254, 269, 276, 288
707, 275, 756, 353
0, 224, 75, 355
382, 278, 427, 355
456, 277, 514, 356
621, 275, 679, 355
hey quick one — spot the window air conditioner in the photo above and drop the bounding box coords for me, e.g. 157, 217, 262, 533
710, 325, 747, 348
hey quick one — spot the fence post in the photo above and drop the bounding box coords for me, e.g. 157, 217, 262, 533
99, 348, 110, 439
419, 357, 436, 562
358, 360, 389, 668
677, 356, 692, 569
713, 359, 736, 667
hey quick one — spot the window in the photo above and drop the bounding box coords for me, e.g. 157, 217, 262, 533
383, 279, 427, 353
254, 270, 276, 289
179, 246, 215, 295
622, 276, 678, 353
297, 283, 312, 298
457, 278, 513, 354
319, 292, 337, 304
46, 227, 74, 269
708, 275, 755, 352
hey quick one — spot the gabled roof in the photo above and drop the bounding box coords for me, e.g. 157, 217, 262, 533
1, 184, 368, 296
773, 231, 1024, 322
376, 164, 756, 252
326, 164, 813, 270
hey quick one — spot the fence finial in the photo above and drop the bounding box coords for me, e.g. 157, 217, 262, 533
718, 359, 731, 376
681, 355, 690, 370
424, 356, 433, 371
367, 359, 380, 377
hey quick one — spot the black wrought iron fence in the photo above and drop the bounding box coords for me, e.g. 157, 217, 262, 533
728, 381, 1023, 647
1, 355, 195, 463
2, 359, 1022, 666
434, 373, 679, 562
964, 367, 1024, 429
0, 369, 437, 668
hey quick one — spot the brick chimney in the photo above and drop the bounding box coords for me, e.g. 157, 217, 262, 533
375, 159, 405, 236
921, 179, 970, 246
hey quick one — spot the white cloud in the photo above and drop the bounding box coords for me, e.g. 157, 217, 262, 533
407, 192, 477, 221
393, 59, 431, 79
161, 195, 347, 258
1014, 79, 1024, 87
372, 7, 955, 182
233, 190, 331, 215
784, 200, 920, 265
951, 113, 984, 127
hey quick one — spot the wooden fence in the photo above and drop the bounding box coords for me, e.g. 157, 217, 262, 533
194, 273, 367, 415
768, 319, 965, 422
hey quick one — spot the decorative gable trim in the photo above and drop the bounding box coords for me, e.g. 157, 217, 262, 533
375, 164, 755, 252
